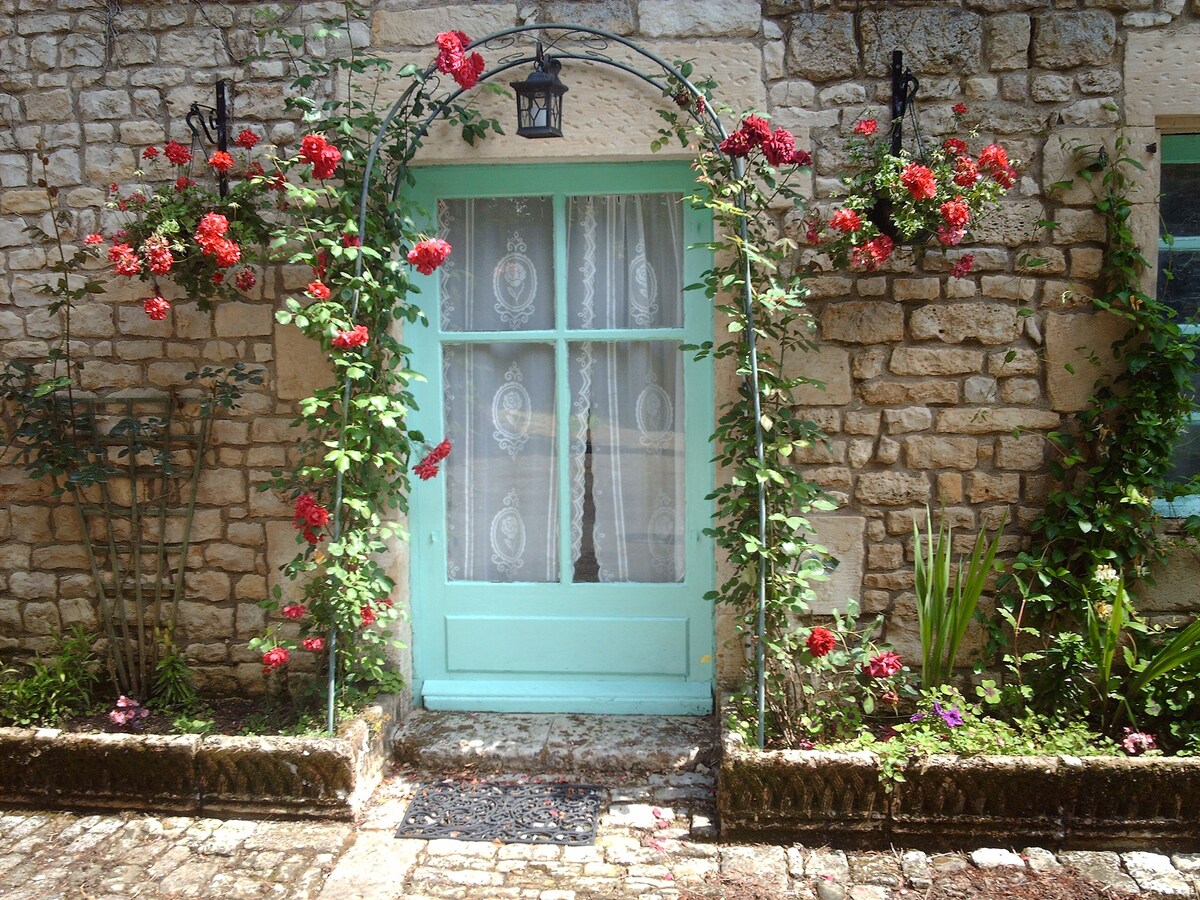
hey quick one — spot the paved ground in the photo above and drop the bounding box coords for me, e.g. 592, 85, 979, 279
3, 711, 1199, 899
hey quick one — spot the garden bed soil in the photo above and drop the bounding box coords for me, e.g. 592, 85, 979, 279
0, 694, 401, 820
65, 697, 315, 737
718, 734, 1200, 851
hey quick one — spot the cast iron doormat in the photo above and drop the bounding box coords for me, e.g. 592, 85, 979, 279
396, 781, 606, 845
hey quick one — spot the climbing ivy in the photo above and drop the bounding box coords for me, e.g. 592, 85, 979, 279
1011, 129, 1200, 618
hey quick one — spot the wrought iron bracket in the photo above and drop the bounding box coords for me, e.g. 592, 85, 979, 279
185, 79, 230, 197
889, 50, 919, 157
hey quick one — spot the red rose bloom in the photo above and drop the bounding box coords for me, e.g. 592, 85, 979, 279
282, 604, 306, 620
978, 143, 1009, 173
143, 295, 171, 320
331, 325, 369, 350
342, 233, 362, 248
300, 134, 328, 163
900, 163, 938, 200
790, 149, 812, 167
943, 137, 967, 156
829, 208, 863, 233
853, 118, 878, 136
142, 146, 159, 160
865, 650, 903, 679
312, 250, 328, 281
262, 647, 290, 669
312, 145, 342, 180
414, 460, 440, 480
108, 243, 141, 276
939, 197, 970, 227
207, 150, 235, 173
414, 439, 452, 480
360, 606, 376, 627
435, 30, 470, 72
740, 115, 772, 147
718, 129, 753, 158
428, 439, 452, 463
235, 268, 257, 291
951, 254, 975, 279
806, 626, 836, 658
302, 637, 325, 652
762, 128, 797, 167
306, 281, 331, 301
293, 493, 330, 544
452, 52, 485, 90
163, 141, 192, 166
952, 156, 979, 188
407, 238, 452, 275
235, 128, 260, 149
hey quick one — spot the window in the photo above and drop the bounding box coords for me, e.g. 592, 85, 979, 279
1157, 133, 1200, 514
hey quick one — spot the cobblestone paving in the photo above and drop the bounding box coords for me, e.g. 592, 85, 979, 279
4, 767, 1199, 900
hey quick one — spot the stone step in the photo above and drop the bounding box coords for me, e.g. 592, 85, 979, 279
393, 710, 718, 776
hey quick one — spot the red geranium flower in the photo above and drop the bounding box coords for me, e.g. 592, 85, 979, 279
195, 212, 229, 240
850, 235, 894, 272
142, 146, 159, 160
952, 156, 979, 188
235, 128, 260, 149
978, 143, 1009, 173
246, 161, 265, 179
952, 102, 968, 116
207, 150, 235, 173
943, 137, 967, 156
212, 238, 241, 268
937, 224, 966, 247
939, 197, 970, 227
282, 604, 307, 620
141, 235, 174, 275
829, 208, 862, 233
865, 651, 903, 678
900, 163, 938, 200
84, 233, 104, 245
995, 165, 1018, 189
302, 637, 326, 652
175, 176, 194, 193
806, 626, 836, 658
951, 254, 975, 279
360, 606, 376, 627
853, 118, 878, 136
235, 268, 257, 291
143, 295, 171, 320
306, 281, 331, 301
108, 243, 141, 276
407, 238, 452, 275
331, 325, 369, 350
163, 141, 192, 166
262, 647, 290, 669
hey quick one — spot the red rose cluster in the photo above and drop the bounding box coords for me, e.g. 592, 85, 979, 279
332, 324, 370, 350
407, 238, 452, 275
805, 626, 836, 658
262, 646, 289, 670
413, 438, 452, 481
299, 133, 342, 180
293, 493, 331, 544
435, 31, 485, 90
718, 114, 811, 168
865, 650, 903, 679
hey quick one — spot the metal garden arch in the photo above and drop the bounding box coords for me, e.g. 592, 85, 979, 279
329, 25, 774, 747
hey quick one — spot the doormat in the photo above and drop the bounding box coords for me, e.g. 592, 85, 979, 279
396, 781, 606, 845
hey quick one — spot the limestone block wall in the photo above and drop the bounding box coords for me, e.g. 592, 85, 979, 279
1, 0, 1198, 696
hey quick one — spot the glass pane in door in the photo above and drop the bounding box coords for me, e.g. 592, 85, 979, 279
443, 343, 558, 582
569, 341, 685, 583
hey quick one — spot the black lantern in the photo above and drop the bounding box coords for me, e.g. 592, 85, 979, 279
512, 43, 567, 139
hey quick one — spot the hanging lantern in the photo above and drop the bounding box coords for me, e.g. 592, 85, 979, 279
512, 43, 567, 139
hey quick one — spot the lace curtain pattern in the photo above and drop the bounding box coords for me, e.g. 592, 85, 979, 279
439, 193, 685, 584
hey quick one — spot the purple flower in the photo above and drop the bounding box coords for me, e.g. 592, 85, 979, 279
909, 712, 926, 723
934, 701, 963, 728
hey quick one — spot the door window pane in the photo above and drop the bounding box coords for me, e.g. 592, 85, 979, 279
566, 194, 684, 330
1161, 164, 1200, 236
438, 197, 555, 331
568, 341, 684, 583
1157, 249, 1200, 320
443, 343, 558, 582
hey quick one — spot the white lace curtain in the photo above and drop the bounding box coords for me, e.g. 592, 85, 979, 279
439, 193, 684, 584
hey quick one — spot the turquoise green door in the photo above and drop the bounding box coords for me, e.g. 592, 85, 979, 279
406, 162, 715, 714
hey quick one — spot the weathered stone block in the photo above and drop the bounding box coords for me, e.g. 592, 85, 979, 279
936, 408, 1061, 434
890, 348, 983, 376
905, 436, 978, 471
855, 473, 931, 506
967, 472, 1021, 502
986, 14, 1031, 69
884, 407, 933, 434
1032, 11, 1116, 67
808, 515, 866, 614
822, 303, 904, 344
861, 8, 983, 75
641, 0, 760, 36
790, 346, 852, 405
860, 380, 959, 405
910, 304, 1019, 345
786, 14, 858, 80
1044, 311, 1128, 412
996, 434, 1045, 470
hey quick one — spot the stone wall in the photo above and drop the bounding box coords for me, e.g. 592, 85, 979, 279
2, 0, 1199, 697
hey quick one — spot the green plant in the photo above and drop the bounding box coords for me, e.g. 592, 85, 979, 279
172, 714, 215, 736
150, 640, 198, 715
913, 509, 1006, 689
0, 628, 100, 727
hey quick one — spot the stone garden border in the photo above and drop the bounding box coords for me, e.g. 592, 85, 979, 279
0, 695, 400, 820
719, 736, 1200, 851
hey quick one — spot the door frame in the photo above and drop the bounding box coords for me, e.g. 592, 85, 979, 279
404, 161, 716, 713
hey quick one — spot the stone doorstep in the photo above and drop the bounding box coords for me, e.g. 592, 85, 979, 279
719, 737, 1200, 852
0, 695, 400, 820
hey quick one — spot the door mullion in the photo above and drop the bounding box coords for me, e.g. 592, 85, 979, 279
554, 193, 572, 588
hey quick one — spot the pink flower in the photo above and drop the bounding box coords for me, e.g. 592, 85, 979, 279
978, 143, 1009, 174
865, 651, 903, 679
806, 627, 836, 658
937, 224, 966, 247
407, 238, 452, 275
306, 281, 331, 301
950, 254, 975, 279
829, 208, 862, 233
236, 268, 257, 291
939, 197, 970, 227
282, 604, 307, 620
302, 637, 326, 652
164, 141, 192, 166
207, 150, 235, 173
143, 294, 171, 321
235, 128, 260, 149
262, 647, 290, 669
853, 118, 878, 137
332, 325, 369, 350
900, 163, 938, 200
83, 233, 104, 245
952, 102, 968, 116
1121, 728, 1157, 756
